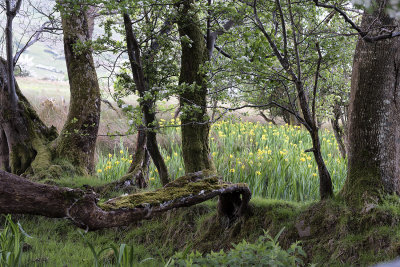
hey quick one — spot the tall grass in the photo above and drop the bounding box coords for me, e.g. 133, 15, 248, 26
96, 118, 347, 201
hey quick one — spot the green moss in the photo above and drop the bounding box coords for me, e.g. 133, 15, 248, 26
341, 165, 384, 206
99, 173, 241, 210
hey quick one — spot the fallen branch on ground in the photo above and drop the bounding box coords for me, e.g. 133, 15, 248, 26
0, 170, 251, 230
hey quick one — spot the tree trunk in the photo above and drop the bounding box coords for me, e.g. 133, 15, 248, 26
331, 103, 347, 159
122, 13, 170, 186
55, 4, 101, 175
118, 126, 150, 189
0, 170, 251, 230
176, 0, 213, 173
0, 126, 10, 172
0, 58, 58, 177
342, 7, 400, 203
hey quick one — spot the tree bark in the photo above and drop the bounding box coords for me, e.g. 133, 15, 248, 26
331, 103, 347, 159
176, 0, 213, 173
122, 13, 170, 186
342, 5, 400, 203
0, 170, 251, 230
0, 58, 58, 177
0, 126, 10, 172
117, 126, 150, 189
55, 3, 101, 174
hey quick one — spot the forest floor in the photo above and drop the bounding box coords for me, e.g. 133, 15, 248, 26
8, 194, 400, 266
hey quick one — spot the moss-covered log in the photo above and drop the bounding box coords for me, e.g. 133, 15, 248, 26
0, 170, 251, 230
55, 2, 101, 175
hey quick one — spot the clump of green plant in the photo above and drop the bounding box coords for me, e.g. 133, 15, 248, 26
80, 231, 154, 266
0, 215, 31, 267
167, 228, 305, 267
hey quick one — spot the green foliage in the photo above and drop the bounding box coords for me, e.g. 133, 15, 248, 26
79, 231, 153, 267
167, 229, 305, 267
0, 215, 31, 267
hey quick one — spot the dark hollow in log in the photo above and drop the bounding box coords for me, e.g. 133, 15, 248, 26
0, 170, 251, 230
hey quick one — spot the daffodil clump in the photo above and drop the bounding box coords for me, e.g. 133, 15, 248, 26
209, 119, 346, 201
96, 142, 133, 181
96, 117, 347, 201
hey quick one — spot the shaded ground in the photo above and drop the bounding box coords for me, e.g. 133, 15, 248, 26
7, 195, 400, 266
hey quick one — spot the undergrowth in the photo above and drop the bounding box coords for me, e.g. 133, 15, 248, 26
4, 196, 400, 266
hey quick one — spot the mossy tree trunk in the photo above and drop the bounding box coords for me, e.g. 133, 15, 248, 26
176, 0, 213, 173
55, 3, 101, 174
342, 5, 400, 203
0, 126, 10, 172
123, 13, 170, 186
0, 58, 58, 177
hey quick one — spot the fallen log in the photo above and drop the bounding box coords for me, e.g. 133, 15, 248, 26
0, 170, 251, 230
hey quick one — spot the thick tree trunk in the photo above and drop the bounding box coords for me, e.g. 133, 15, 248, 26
55, 4, 101, 174
0, 170, 251, 230
0, 58, 58, 177
342, 7, 400, 203
177, 0, 213, 173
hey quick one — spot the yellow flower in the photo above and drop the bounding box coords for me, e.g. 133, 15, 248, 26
155, 169, 158, 173
179, 168, 183, 171
306, 156, 312, 161
108, 153, 112, 158
300, 157, 306, 162
256, 171, 261, 175
149, 177, 155, 181
308, 164, 312, 168
249, 152, 253, 156
120, 150, 123, 154
212, 152, 217, 157
267, 150, 272, 155
97, 169, 102, 173
229, 154, 234, 159
229, 168, 235, 173
129, 160, 132, 163
174, 152, 178, 156
115, 161, 120, 165
328, 153, 332, 157
241, 165, 245, 169
312, 173, 318, 177
107, 161, 111, 165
